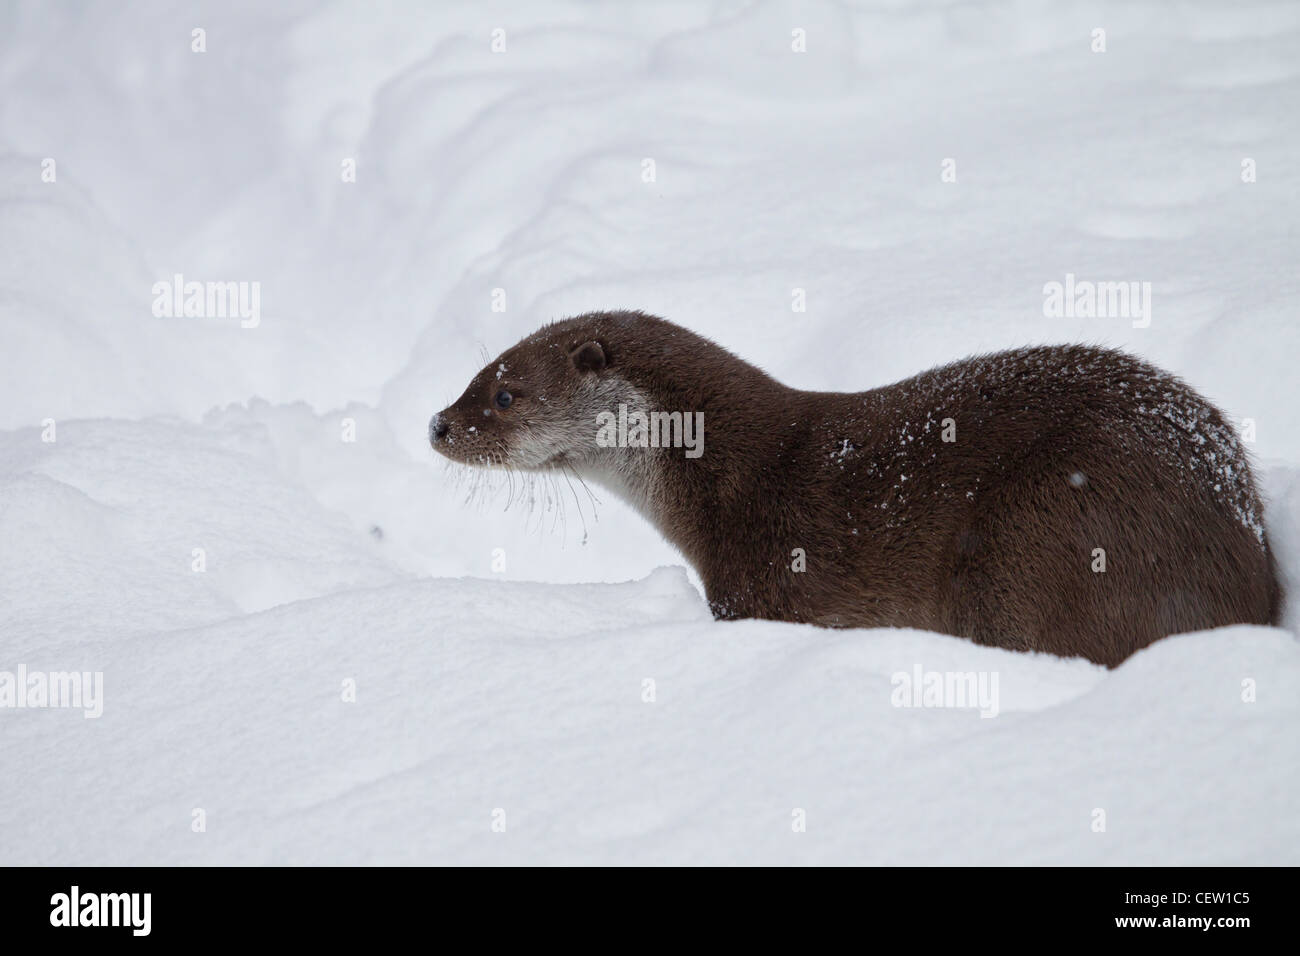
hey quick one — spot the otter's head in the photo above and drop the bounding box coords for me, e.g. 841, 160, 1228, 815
429, 318, 637, 472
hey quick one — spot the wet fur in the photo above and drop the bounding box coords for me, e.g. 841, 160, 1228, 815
433, 311, 1282, 667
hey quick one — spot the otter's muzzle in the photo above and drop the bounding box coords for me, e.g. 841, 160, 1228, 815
429, 413, 450, 446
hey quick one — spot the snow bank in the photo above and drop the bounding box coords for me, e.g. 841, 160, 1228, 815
3, 556, 1296, 864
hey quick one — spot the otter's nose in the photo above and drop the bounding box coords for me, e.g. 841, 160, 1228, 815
429, 413, 450, 445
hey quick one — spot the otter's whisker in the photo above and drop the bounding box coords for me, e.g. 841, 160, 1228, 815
549, 470, 563, 535
567, 463, 601, 521
559, 464, 590, 544
502, 457, 516, 512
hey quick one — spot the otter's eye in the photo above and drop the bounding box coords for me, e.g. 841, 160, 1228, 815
494, 389, 513, 410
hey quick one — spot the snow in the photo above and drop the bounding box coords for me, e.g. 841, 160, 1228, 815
2, 0, 1298, 863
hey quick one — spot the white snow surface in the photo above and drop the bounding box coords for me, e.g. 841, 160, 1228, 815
2, 0, 1299, 864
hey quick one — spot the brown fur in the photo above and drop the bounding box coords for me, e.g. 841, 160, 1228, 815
431, 311, 1282, 666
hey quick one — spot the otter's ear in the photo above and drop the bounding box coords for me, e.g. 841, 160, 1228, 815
570, 341, 606, 374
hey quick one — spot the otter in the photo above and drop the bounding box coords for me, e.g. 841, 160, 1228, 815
430, 311, 1282, 666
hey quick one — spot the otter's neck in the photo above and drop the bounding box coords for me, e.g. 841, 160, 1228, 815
577, 354, 799, 572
